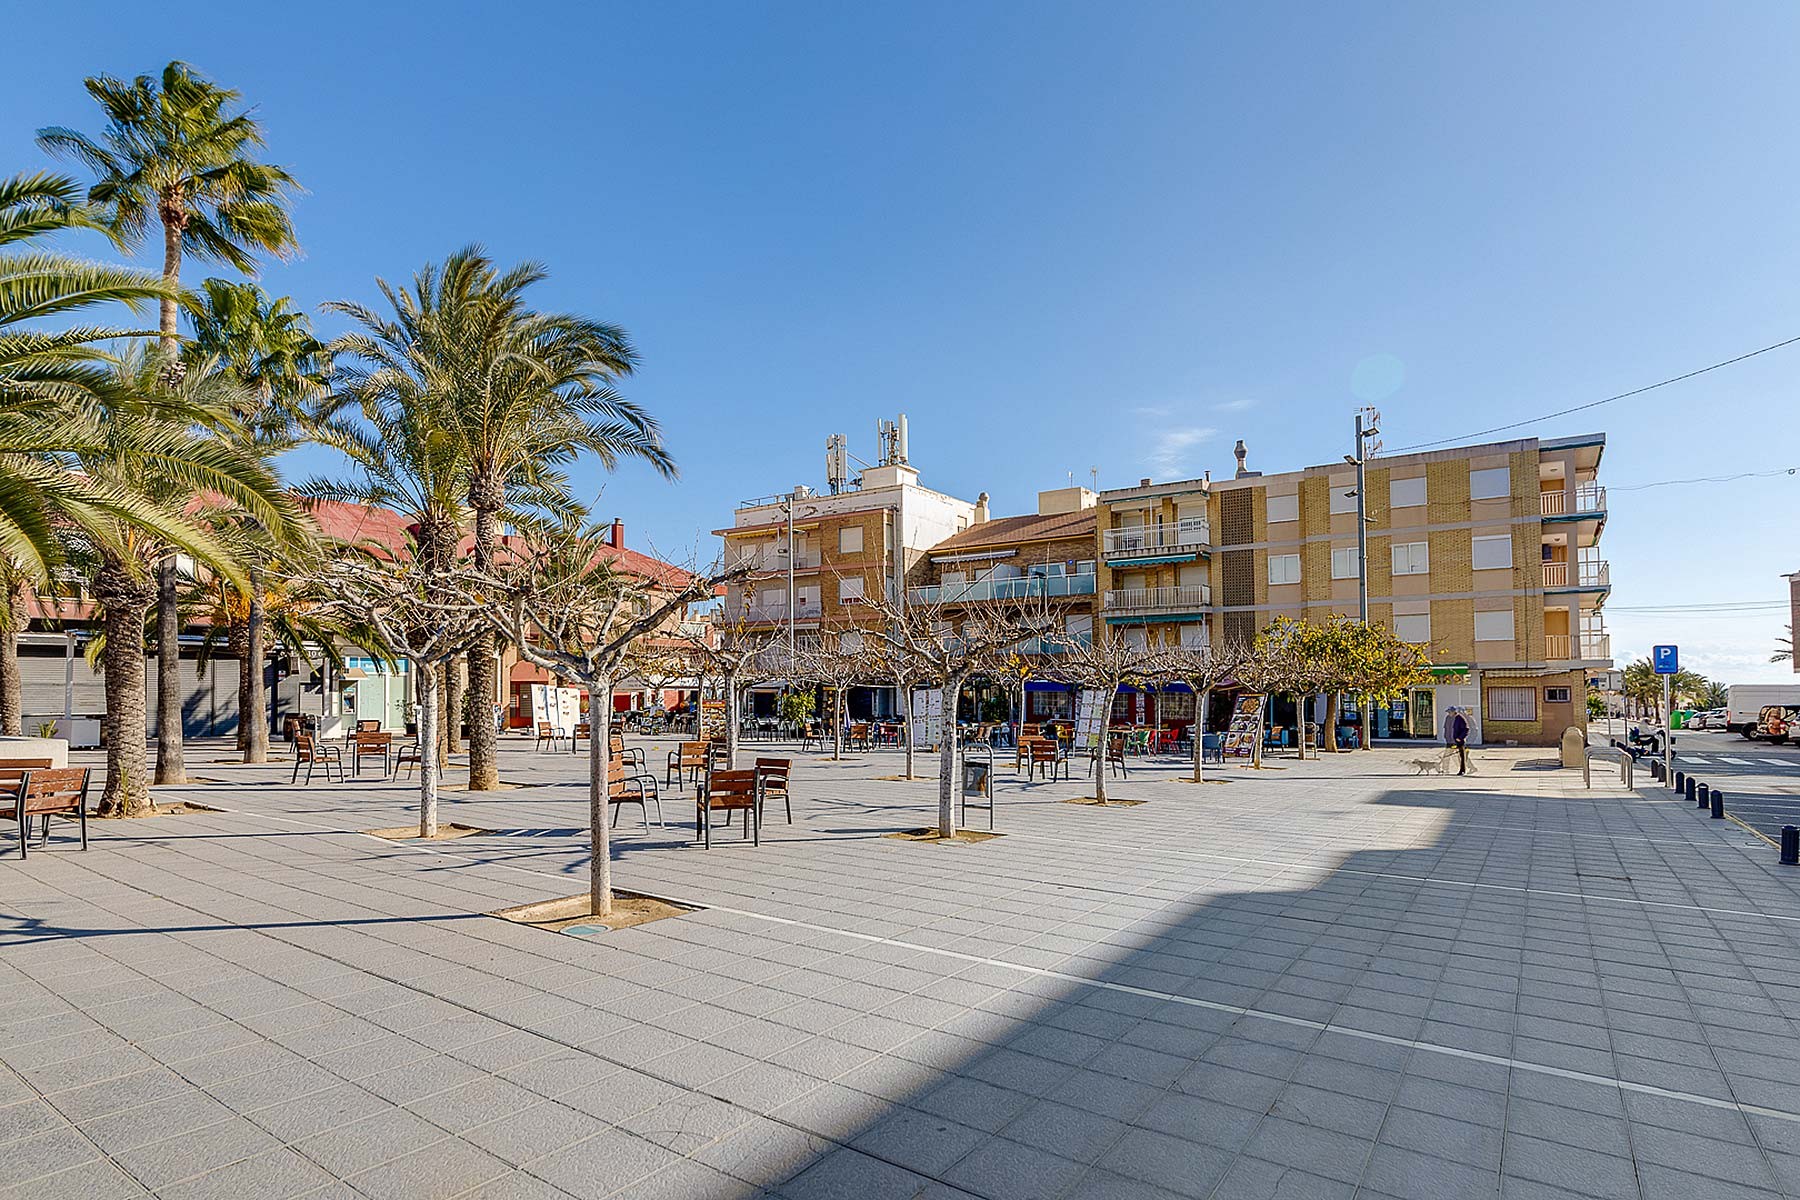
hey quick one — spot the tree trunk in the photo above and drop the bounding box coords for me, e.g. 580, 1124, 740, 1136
723, 665, 739, 768
899, 681, 914, 779
833, 688, 845, 760
243, 568, 269, 763
0, 575, 25, 736
446, 652, 464, 755
465, 502, 500, 790
1094, 728, 1109, 804
1191, 685, 1212, 783
435, 662, 451, 767
153, 554, 185, 784
158, 211, 182, 361
1323, 692, 1340, 752
417, 659, 439, 838
938, 672, 964, 836
590, 680, 615, 917
228, 616, 250, 750
95, 563, 154, 817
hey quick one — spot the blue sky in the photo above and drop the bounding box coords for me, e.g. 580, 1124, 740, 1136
8, 2, 1799, 681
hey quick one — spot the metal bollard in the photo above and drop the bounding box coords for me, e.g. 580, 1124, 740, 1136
1696, 782, 1710, 811
1711, 789, 1724, 819
1685, 776, 1696, 803
1674, 770, 1685, 793
1782, 826, 1799, 866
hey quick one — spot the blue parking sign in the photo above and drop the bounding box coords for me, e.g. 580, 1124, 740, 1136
1653, 645, 1679, 675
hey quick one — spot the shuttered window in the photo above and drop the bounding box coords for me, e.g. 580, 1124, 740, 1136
1487, 686, 1537, 722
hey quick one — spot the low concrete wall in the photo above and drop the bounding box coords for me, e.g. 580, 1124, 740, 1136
0, 736, 70, 767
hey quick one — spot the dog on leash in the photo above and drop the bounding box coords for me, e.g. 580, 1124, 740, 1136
1410, 756, 1448, 776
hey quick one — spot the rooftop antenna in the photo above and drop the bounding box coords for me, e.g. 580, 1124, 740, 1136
1090, 466, 1098, 491
825, 433, 849, 494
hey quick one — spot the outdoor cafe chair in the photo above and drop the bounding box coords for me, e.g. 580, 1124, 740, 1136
394, 741, 423, 780
352, 731, 393, 777
609, 732, 646, 773
1201, 733, 1224, 763
291, 733, 345, 784
535, 722, 568, 753
1105, 732, 1130, 778
1027, 739, 1068, 782
696, 768, 760, 848
754, 757, 793, 825
608, 755, 664, 829
1, 763, 91, 859
667, 741, 707, 788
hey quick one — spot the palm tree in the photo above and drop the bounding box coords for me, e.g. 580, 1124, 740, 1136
1775, 626, 1793, 665
38, 61, 299, 362
180, 282, 327, 765
0, 171, 173, 578
41, 62, 300, 784
423, 248, 674, 790
77, 344, 300, 815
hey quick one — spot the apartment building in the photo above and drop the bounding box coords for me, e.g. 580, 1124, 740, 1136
716, 418, 977, 717
908, 487, 1099, 723
1095, 433, 1611, 747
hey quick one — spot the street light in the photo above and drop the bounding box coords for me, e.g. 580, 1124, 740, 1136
1350, 410, 1380, 750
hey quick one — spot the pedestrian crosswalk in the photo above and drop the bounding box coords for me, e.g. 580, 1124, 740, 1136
1675, 754, 1793, 769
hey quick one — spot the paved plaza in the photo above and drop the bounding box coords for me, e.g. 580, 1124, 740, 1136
5, 737, 1800, 1199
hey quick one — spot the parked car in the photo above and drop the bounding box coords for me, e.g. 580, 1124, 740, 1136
1688, 709, 1727, 731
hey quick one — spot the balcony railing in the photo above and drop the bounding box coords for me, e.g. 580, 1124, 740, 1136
1541, 560, 1610, 588
1546, 632, 1611, 661
1102, 517, 1210, 558
1540, 485, 1607, 517
907, 573, 1096, 606
1012, 633, 1093, 656
1103, 584, 1212, 613
729, 601, 821, 624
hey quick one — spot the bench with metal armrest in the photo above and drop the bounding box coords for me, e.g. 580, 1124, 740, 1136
666, 741, 708, 788
696, 769, 759, 848
607, 756, 663, 828
292, 733, 345, 784
1, 763, 91, 859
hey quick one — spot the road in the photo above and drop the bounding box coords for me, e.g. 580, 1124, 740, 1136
1658, 727, 1800, 848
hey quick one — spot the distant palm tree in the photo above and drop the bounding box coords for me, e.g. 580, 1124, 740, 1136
1775, 626, 1793, 665
38, 61, 299, 361
1700, 679, 1729, 710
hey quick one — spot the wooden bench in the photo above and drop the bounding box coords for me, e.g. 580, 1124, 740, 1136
755, 757, 792, 825
291, 733, 345, 784
352, 731, 393, 777
534, 721, 567, 753
696, 769, 759, 848
607, 755, 663, 829
608, 733, 645, 773
1, 763, 91, 859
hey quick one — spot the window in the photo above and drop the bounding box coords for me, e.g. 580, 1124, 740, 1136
1330, 484, 1357, 514
1472, 535, 1513, 570
838, 630, 864, 653
1545, 686, 1572, 704
1266, 493, 1298, 523
1268, 554, 1301, 585
837, 576, 864, 603
1474, 609, 1515, 642
1394, 613, 1431, 644
1487, 686, 1537, 722
758, 588, 785, 610
1390, 476, 1426, 508
1179, 622, 1207, 647
838, 525, 863, 554
1391, 541, 1429, 575
1470, 466, 1511, 501
1331, 547, 1359, 579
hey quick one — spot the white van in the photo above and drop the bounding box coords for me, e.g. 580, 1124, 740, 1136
1727, 685, 1800, 737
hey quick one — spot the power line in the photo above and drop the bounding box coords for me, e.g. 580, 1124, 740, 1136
1610, 466, 1798, 492
1388, 333, 1800, 454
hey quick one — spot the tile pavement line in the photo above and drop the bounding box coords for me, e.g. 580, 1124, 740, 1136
226, 804, 1800, 1133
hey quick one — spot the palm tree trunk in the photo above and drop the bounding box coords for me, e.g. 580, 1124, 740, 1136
95, 563, 154, 817
158, 209, 181, 361
0, 574, 25, 736
228, 616, 250, 749
590, 677, 615, 917
466, 502, 500, 790
154, 554, 185, 783
243, 568, 268, 763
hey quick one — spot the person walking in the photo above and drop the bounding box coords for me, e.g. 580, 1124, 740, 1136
1451, 708, 1471, 775
1441, 706, 1457, 748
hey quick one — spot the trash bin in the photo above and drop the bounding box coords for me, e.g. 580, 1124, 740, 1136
962, 759, 990, 797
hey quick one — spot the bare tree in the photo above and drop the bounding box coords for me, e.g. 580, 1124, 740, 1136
860, 625, 938, 780
1046, 623, 1164, 803
299, 557, 487, 838
488, 519, 742, 917
676, 615, 783, 768
860, 592, 1057, 836
1156, 638, 1252, 783
788, 633, 874, 761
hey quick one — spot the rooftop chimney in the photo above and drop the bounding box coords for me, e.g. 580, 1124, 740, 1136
974, 492, 990, 524
608, 518, 624, 549
1139, 477, 1152, 488
1233, 440, 1260, 479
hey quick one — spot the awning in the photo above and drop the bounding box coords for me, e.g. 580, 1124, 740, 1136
510, 661, 549, 683
1104, 612, 1209, 624
1103, 553, 1202, 566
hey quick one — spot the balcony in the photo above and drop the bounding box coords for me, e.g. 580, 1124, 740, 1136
1102, 518, 1209, 561
907, 573, 1096, 606
1546, 632, 1611, 662
729, 601, 821, 624
1012, 633, 1093, 656
1539, 484, 1606, 518
1541, 560, 1610, 589
1103, 584, 1212, 615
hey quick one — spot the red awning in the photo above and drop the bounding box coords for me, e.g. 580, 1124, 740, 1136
509, 661, 548, 683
